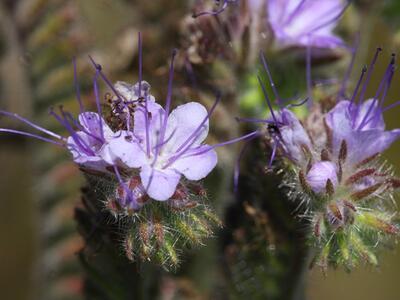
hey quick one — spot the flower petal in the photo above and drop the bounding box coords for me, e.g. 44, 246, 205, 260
134, 100, 165, 149
140, 165, 181, 201
164, 102, 209, 153
268, 0, 344, 48
78, 112, 113, 139
347, 129, 400, 164
171, 145, 217, 180
66, 134, 107, 170
103, 131, 147, 168
277, 109, 312, 164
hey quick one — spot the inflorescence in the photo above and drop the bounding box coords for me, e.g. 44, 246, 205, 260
0, 34, 252, 269
238, 48, 400, 270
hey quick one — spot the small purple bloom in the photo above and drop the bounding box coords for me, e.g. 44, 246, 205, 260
272, 108, 312, 165
306, 161, 338, 193
66, 112, 116, 170
326, 51, 400, 165
268, 0, 348, 48
326, 99, 400, 164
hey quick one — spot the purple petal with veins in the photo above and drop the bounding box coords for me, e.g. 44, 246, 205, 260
268, 0, 347, 49
326, 100, 400, 164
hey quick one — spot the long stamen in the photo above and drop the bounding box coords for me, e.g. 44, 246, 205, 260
153, 128, 177, 151
358, 54, 395, 130
174, 93, 221, 154
63, 111, 103, 143
50, 108, 95, 155
138, 32, 143, 98
59, 108, 96, 155
351, 47, 382, 126
379, 58, 396, 111
306, 40, 312, 107
371, 65, 395, 126
73, 58, 85, 115
88, 55, 126, 103
349, 65, 367, 113
338, 33, 360, 99
164, 131, 260, 169
382, 100, 400, 113
0, 110, 63, 140
234, 137, 256, 194
93, 69, 105, 142
73, 57, 85, 114
0, 128, 64, 146
257, 75, 278, 124
268, 142, 278, 169
157, 49, 178, 156
360, 64, 395, 127
235, 117, 269, 124
260, 52, 281, 106
357, 47, 382, 105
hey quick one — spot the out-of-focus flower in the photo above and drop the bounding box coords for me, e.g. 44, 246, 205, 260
193, 0, 349, 49
268, 0, 349, 48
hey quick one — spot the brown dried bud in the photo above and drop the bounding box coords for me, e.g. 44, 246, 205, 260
351, 183, 382, 201
345, 168, 376, 185
338, 139, 347, 163
326, 179, 335, 196
321, 148, 330, 161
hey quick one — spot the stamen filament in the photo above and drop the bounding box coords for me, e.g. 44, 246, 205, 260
0, 128, 64, 146
175, 93, 221, 154
0, 110, 63, 140
339, 33, 360, 99
164, 131, 259, 169
93, 69, 105, 141
158, 49, 178, 156
257, 75, 278, 124
260, 52, 281, 106
73, 57, 84, 114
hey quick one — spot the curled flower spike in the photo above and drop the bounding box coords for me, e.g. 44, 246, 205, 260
268, 0, 350, 48
239, 48, 400, 270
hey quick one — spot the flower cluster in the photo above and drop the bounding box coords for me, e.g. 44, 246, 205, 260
0, 37, 253, 268
244, 49, 400, 270
194, 0, 349, 49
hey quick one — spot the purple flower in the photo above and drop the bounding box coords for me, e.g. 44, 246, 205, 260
306, 161, 338, 193
268, 0, 348, 48
326, 99, 400, 165
0, 59, 119, 172
66, 112, 116, 170
107, 100, 218, 201
271, 108, 312, 165
326, 51, 400, 165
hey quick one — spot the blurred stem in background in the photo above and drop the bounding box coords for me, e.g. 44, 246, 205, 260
0, 2, 37, 299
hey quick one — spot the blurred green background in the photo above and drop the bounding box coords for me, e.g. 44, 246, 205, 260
1, 0, 400, 299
